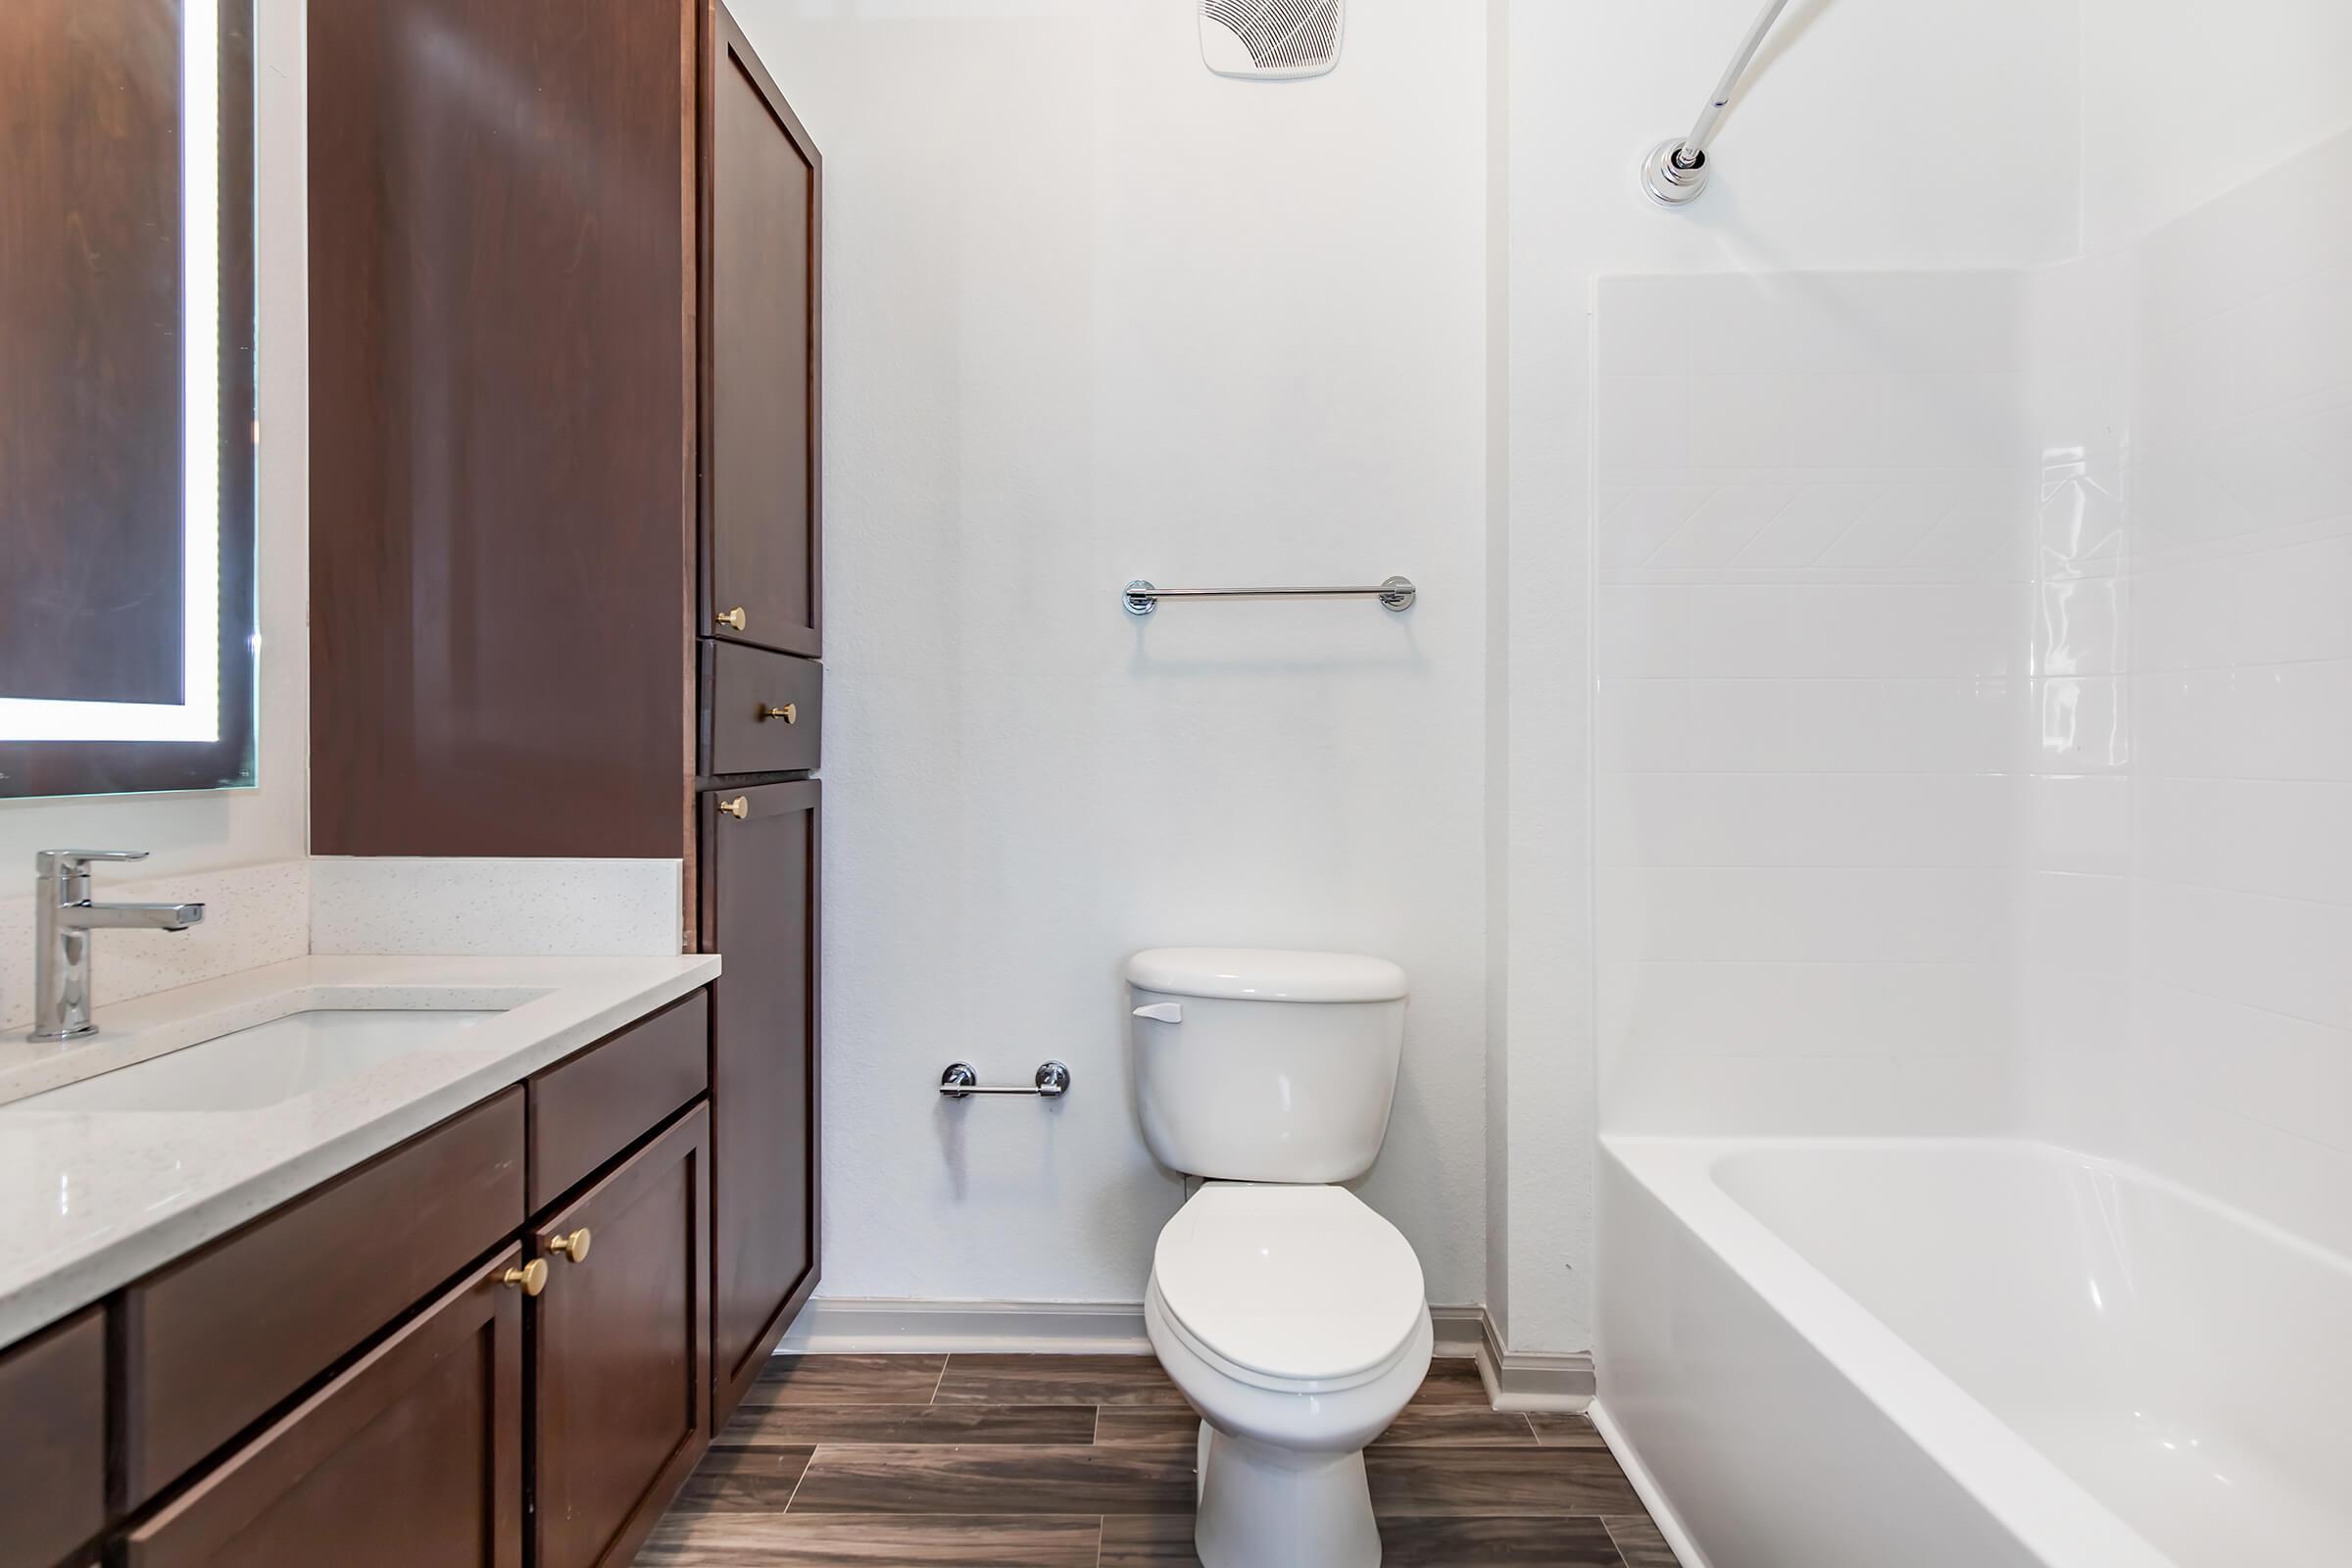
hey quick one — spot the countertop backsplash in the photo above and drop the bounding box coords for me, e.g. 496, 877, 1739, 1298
0, 857, 685, 1033
0, 859, 313, 1036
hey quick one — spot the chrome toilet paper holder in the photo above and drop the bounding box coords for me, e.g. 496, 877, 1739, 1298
939, 1061, 1072, 1100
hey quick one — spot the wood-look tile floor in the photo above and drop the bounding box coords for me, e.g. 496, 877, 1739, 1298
635, 1354, 1683, 1567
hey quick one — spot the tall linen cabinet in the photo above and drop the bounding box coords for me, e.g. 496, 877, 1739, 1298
310, 0, 823, 1425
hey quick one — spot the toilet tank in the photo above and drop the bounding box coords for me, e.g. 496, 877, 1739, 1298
1127, 948, 1408, 1183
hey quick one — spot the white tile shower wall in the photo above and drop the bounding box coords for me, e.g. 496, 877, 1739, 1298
2020, 128, 2352, 1256
1597, 136, 2352, 1250
1594, 271, 2034, 1135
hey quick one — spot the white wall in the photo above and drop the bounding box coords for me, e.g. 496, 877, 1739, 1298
0, 1, 308, 882
731, 0, 1492, 1309
2081, 0, 2352, 248
1524, 0, 2081, 280
726, 0, 2093, 1352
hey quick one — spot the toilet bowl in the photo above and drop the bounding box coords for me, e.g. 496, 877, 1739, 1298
1146, 1182, 1433, 1568
1126, 947, 1425, 1567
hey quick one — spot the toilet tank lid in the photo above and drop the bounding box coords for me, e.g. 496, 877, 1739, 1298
1126, 948, 1408, 1003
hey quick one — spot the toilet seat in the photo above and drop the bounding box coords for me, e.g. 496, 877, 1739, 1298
1152, 1183, 1426, 1396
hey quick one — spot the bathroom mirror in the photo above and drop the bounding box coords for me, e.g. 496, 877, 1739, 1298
0, 0, 257, 799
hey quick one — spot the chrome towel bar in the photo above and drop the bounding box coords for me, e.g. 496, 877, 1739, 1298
940, 1061, 1072, 1099
1123, 576, 1416, 616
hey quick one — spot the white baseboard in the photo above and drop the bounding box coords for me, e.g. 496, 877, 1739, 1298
1428, 1304, 1487, 1358
776, 1298, 1149, 1354
1590, 1398, 1713, 1568
1471, 1308, 1596, 1411
776, 1297, 1594, 1411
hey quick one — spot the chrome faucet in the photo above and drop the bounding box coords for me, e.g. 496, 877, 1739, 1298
27, 850, 206, 1043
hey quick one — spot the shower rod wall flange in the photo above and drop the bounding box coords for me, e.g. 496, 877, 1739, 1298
1642, 137, 1712, 206
1642, 0, 1793, 208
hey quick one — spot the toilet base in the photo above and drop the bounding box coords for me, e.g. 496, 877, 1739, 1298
1193, 1420, 1383, 1568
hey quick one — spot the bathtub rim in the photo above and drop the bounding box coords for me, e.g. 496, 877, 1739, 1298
1598, 1133, 2195, 1568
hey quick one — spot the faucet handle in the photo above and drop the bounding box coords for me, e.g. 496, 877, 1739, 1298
35, 849, 153, 881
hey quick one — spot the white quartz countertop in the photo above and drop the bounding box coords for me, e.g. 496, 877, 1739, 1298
0, 952, 719, 1347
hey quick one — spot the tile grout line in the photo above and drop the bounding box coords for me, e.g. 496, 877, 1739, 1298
779, 1444, 814, 1516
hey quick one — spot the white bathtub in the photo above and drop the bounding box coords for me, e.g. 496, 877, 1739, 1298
1593, 1137, 2351, 1568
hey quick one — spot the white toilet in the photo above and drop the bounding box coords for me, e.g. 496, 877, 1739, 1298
1128, 948, 1431, 1568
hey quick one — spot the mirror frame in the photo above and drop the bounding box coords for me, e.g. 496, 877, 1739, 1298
0, 0, 257, 801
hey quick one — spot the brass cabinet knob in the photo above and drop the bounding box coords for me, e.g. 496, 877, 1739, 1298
501, 1258, 549, 1297
549, 1228, 592, 1264
759, 703, 797, 724
715, 607, 748, 631
719, 796, 749, 819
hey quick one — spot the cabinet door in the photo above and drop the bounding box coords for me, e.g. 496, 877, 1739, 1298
124, 1250, 526, 1568
0, 1306, 105, 1568
531, 1103, 712, 1568
309, 0, 695, 857
700, 779, 820, 1419
701, 2, 821, 658
121, 1088, 524, 1508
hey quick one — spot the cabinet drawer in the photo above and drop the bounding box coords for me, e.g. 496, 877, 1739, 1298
0, 1306, 105, 1568
527, 990, 709, 1211
121, 1089, 525, 1507
125, 1249, 525, 1568
702, 639, 820, 776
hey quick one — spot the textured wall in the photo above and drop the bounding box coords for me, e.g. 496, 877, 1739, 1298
730, 0, 1493, 1307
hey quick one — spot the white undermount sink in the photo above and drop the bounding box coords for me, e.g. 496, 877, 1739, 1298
19, 1008, 503, 1114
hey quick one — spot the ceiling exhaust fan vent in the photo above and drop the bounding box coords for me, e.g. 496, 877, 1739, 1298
1200, 0, 1344, 80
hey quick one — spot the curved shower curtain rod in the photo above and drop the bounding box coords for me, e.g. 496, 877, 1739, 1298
1642, 0, 1794, 207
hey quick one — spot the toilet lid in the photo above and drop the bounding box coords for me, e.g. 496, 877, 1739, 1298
1152, 1184, 1425, 1385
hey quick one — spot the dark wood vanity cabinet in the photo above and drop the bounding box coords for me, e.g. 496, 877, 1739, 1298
306, 0, 826, 1450
703, 639, 825, 777
0, 995, 727, 1568
310, 0, 825, 858
122, 1254, 527, 1568
118, 1090, 527, 1510
530, 1106, 712, 1568
0, 1308, 105, 1568
705, 3, 822, 661
701, 781, 822, 1419
527, 992, 710, 1212
306, 0, 700, 859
